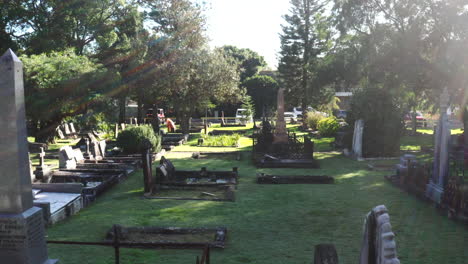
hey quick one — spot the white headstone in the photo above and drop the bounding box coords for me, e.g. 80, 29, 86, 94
352, 119, 364, 159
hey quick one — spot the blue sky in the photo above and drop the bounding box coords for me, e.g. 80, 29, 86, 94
204, 0, 291, 69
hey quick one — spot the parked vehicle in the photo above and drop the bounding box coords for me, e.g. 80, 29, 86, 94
284, 112, 298, 123
235, 108, 253, 125
404, 111, 427, 127
146, 108, 165, 122
293, 106, 328, 118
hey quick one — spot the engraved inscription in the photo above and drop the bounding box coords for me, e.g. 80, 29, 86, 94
27, 210, 44, 247
0, 218, 26, 251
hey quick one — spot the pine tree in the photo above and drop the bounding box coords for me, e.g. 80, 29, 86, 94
278, 0, 331, 126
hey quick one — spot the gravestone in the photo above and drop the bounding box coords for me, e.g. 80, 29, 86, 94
98, 140, 107, 158
83, 138, 93, 160
56, 127, 65, 140
359, 205, 400, 264
58, 146, 77, 169
426, 88, 451, 204
121, 123, 126, 131
69, 123, 76, 134
273, 88, 288, 144
115, 123, 119, 138
34, 147, 51, 180
352, 119, 364, 159
0, 49, 57, 263
63, 123, 71, 136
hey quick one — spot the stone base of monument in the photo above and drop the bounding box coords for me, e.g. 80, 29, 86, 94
426, 181, 444, 204
33, 190, 82, 225
0, 207, 58, 264
34, 165, 52, 180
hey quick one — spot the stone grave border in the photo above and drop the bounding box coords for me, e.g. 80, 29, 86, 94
105, 225, 227, 249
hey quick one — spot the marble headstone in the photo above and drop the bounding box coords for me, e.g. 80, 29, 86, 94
426, 88, 451, 204
0, 49, 57, 263
352, 119, 364, 159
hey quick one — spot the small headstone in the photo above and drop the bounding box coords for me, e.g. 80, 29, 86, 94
63, 123, 71, 136
121, 123, 126, 131
34, 147, 51, 180
56, 127, 65, 139
73, 149, 85, 163
98, 140, 107, 158
69, 123, 76, 134
115, 123, 119, 138
59, 146, 77, 169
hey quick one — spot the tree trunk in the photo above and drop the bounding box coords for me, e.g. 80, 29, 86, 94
178, 111, 191, 135
137, 95, 143, 125
35, 120, 60, 143
118, 95, 126, 124
411, 108, 417, 135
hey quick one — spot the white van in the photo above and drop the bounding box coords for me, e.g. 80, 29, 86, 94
235, 108, 253, 125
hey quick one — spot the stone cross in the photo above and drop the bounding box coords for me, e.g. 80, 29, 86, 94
0, 49, 57, 263
426, 87, 451, 204
85, 138, 90, 155
39, 147, 46, 167
273, 88, 288, 144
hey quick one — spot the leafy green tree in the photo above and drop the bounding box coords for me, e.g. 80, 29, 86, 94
242, 75, 278, 117
218, 45, 267, 82
22, 49, 105, 142
278, 0, 332, 127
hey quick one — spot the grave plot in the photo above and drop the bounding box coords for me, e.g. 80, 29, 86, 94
144, 157, 237, 201
384, 155, 430, 199
156, 157, 238, 185
105, 225, 227, 249
32, 183, 83, 225
209, 129, 248, 136
256, 173, 334, 184
59, 145, 136, 174
48, 170, 124, 205
162, 133, 188, 150
78, 137, 145, 166
192, 151, 242, 161
252, 88, 319, 168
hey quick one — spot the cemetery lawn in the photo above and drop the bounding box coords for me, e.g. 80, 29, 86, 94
46, 132, 468, 264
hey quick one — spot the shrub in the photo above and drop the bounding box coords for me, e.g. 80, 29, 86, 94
200, 134, 241, 147
317, 117, 340, 137
305, 112, 326, 130
347, 88, 403, 157
116, 125, 161, 154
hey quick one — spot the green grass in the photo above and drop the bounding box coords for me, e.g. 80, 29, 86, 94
45, 144, 468, 264
200, 134, 241, 147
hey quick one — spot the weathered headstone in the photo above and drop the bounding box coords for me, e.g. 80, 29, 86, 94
63, 123, 71, 136
34, 147, 51, 180
0, 49, 57, 263
56, 127, 65, 139
273, 88, 288, 144
121, 123, 126, 131
83, 138, 93, 160
115, 123, 119, 138
59, 146, 77, 169
141, 139, 153, 193
426, 88, 451, 204
98, 140, 107, 158
352, 119, 364, 159
359, 205, 400, 264
69, 123, 76, 134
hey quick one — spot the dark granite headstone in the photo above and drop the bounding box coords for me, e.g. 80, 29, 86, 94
0, 49, 57, 263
